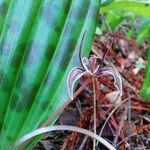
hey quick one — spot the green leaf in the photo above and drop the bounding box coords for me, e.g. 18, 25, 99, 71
136, 18, 150, 43
23, 0, 100, 149
0, 0, 100, 149
0, 0, 11, 36
140, 48, 150, 101
101, 10, 128, 31
101, 0, 115, 7
101, 0, 150, 17
0, 0, 43, 148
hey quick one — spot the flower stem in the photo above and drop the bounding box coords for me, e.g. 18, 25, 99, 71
93, 77, 96, 150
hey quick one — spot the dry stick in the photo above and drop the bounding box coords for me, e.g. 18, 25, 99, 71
98, 42, 111, 68
131, 106, 150, 112
78, 77, 97, 150
116, 133, 137, 147
127, 96, 132, 149
112, 104, 128, 147
78, 136, 88, 150
41, 78, 91, 127
98, 96, 133, 140
99, 96, 133, 136
78, 78, 97, 150
76, 99, 82, 115
93, 77, 96, 150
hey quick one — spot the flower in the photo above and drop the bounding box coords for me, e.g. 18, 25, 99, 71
67, 32, 122, 104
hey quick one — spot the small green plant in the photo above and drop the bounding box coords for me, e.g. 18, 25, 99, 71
140, 48, 150, 101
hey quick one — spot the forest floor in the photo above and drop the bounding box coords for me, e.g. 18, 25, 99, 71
35, 33, 150, 150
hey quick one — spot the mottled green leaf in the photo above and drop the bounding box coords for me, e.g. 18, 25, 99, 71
101, 0, 150, 17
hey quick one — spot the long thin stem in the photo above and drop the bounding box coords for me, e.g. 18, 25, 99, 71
93, 77, 96, 150
15, 125, 116, 150
99, 96, 133, 137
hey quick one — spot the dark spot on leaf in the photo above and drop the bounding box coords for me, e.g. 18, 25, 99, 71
11, 53, 22, 68
45, 44, 55, 61
43, 74, 50, 87
145, 3, 149, 6
0, 76, 11, 92
31, 83, 40, 98
54, 24, 62, 34
43, 78, 47, 88
0, 122, 3, 130
10, 93, 23, 113
18, 44, 27, 52
7, 136, 13, 142
40, 100, 49, 110
16, 69, 25, 88
60, 38, 77, 69
11, 44, 27, 68
0, 70, 3, 81
11, 88, 35, 112
64, 1, 70, 14
0, 2, 8, 16
22, 84, 40, 109
0, 39, 4, 55
5, 137, 15, 150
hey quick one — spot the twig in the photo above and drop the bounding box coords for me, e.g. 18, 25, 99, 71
127, 96, 132, 149
76, 99, 82, 115
99, 96, 133, 137
131, 106, 150, 112
93, 77, 96, 150
78, 136, 88, 150
112, 103, 128, 147
116, 133, 136, 147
